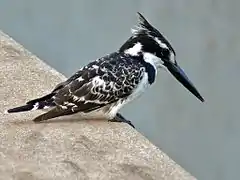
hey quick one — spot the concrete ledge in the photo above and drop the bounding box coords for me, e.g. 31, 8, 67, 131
0, 31, 196, 180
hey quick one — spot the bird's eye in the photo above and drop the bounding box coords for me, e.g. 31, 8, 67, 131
161, 49, 169, 57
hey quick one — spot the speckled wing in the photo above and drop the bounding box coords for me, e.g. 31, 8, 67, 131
52, 52, 145, 114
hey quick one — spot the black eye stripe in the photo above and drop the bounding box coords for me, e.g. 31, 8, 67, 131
161, 48, 170, 56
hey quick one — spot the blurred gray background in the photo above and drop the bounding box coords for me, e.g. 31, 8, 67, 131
0, 0, 239, 179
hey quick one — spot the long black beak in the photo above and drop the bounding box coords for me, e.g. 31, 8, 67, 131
165, 61, 204, 102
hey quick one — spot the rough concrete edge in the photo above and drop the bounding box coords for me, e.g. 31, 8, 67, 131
0, 30, 196, 180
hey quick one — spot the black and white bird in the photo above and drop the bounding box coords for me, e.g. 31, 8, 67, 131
6, 13, 204, 128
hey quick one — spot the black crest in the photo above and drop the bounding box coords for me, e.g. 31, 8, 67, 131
119, 12, 175, 58
136, 12, 175, 53
131, 13, 163, 39
132, 12, 156, 34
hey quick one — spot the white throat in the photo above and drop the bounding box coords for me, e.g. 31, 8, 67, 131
143, 52, 164, 69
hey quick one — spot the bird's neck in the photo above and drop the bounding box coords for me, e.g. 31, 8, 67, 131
124, 52, 158, 85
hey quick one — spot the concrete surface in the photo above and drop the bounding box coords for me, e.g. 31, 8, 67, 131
0, 31, 195, 180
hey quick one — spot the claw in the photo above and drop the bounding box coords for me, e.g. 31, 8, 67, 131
109, 113, 135, 128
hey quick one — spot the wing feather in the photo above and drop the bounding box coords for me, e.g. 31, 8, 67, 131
52, 53, 145, 113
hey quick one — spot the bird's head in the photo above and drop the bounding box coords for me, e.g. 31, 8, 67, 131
119, 12, 204, 102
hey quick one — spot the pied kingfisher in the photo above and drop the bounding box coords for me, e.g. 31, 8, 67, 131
6, 12, 204, 128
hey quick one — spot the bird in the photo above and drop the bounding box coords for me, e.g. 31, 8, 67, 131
5, 12, 204, 128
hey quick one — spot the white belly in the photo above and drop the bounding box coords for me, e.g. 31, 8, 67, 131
126, 72, 151, 102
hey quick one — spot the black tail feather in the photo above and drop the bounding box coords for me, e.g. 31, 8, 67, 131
6, 93, 55, 113
7, 104, 35, 113
26, 93, 55, 104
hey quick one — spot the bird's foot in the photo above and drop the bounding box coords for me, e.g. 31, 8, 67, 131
109, 113, 135, 128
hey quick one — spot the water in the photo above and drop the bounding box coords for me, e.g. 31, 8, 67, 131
1, 1, 240, 179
